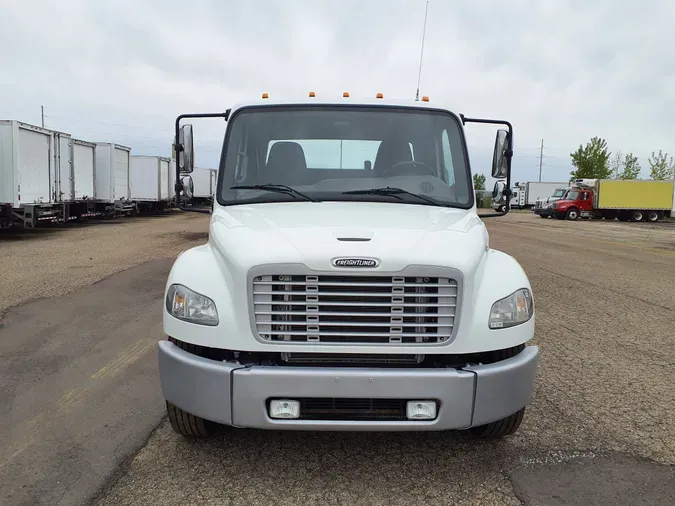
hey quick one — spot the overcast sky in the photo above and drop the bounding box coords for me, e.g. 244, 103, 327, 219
1, 0, 673, 187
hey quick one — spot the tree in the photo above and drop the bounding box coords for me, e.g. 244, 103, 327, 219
570, 137, 611, 179
618, 153, 641, 180
473, 173, 486, 190
648, 150, 675, 180
610, 150, 623, 179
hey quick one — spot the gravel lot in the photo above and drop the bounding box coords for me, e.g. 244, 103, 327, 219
2, 210, 674, 505
0, 212, 209, 315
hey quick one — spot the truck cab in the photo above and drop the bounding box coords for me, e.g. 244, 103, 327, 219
550, 186, 594, 220
159, 94, 539, 439
534, 186, 572, 218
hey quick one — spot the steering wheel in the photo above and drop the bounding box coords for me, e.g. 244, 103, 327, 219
383, 160, 437, 178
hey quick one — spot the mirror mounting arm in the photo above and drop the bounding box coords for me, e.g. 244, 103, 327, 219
461, 114, 514, 219
173, 111, 229, 210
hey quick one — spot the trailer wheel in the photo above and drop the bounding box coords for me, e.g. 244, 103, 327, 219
470, 407, 525, 438
565, 208, 579, 220
646, 211, 660, 222
166, 401, 218, 437
631, 210, 644, 222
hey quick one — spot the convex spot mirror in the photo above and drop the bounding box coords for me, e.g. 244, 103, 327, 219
178, 124, 195, 173
492, 180, 504, 199
180, 175, 194, 199
491, 129, 510, 179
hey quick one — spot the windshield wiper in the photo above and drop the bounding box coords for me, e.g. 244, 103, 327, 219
342, 187, 444, 207
230, 184, 318, 202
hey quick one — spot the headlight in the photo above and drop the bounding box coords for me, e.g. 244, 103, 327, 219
489, 288, 533, 329
166, 284, 219, 326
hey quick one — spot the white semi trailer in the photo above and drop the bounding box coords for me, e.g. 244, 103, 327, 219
0, 120, 66, 227
130, 155, 174, 212
95, 143, 133, 215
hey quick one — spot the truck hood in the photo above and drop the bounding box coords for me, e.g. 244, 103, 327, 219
208, 202, 488, 274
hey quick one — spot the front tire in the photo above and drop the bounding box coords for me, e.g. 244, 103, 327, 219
167, 401, 218, 437
470, 407, 526, 438
565, 207, 579, 220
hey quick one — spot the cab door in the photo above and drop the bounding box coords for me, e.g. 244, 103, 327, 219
579, 190, 593, 216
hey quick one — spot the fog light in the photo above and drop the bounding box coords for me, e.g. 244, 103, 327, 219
406, 400, 437, 420
269, 399, 300, 419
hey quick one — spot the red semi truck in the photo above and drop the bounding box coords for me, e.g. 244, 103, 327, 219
550, 179, 675, 222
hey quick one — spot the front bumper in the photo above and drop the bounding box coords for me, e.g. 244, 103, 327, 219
158, 341, 540, 431
533, 207, 552, 216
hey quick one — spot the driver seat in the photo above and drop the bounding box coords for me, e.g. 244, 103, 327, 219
264, 141, 309, 185
373, 137, 413, 177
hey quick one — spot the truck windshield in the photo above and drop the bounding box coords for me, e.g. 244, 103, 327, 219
217, 105, 473, 208
552, 189, 566, 198
565, 190, 579, 200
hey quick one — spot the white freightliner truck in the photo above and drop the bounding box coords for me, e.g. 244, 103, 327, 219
159, 94, 539, 438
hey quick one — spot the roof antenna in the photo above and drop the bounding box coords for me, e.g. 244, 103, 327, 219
415, 1, 429, 102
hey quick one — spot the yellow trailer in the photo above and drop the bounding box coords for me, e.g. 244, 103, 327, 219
594, 179, 674, 210
571, 179, 675, 222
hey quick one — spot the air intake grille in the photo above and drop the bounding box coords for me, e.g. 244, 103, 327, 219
252, 274, 457, 345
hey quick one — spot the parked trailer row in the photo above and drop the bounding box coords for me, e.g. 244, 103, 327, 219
0, 119, 179, 229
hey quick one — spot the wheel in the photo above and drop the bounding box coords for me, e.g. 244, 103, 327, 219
167, 401, 218, 437
565, 207, 579, 220
470, 407, 526, 438
646, 211, 660, 222
631, 210, 644, 222
539, 214, 548, 218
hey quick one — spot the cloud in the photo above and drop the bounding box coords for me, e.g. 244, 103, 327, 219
0, 0, 673, 183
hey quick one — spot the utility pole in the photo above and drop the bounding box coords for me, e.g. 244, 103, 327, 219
415, 1, 429, 101
538, 138, 543, 182
41, 105, 45, 128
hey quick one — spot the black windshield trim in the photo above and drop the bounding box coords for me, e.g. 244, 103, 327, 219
215, 104, 475, 210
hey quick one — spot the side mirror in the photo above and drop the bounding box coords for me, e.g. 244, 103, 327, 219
178, 124, 195, 173
491, 129, 510, 179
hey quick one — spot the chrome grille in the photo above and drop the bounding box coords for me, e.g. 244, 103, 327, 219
252, 275, 457, 345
